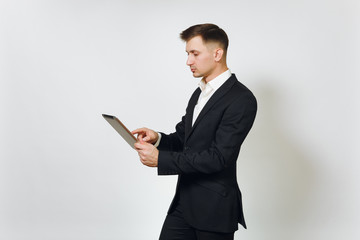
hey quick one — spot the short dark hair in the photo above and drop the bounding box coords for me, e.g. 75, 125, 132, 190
180, 23, 229, 52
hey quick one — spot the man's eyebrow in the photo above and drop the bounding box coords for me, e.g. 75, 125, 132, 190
186, 50, 200, 53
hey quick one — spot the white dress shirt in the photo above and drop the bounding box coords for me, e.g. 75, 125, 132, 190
192, 69, 232, 126
154, 69, 231, 147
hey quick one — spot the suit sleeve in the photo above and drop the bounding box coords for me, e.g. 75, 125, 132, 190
158, 93, 257, 175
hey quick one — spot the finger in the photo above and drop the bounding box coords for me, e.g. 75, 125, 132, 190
140, 136, 149, 143
143, 135, 150, 141
131, 128, 146, 135
131, 128, 143, 134
141, 159, 150, 167
139, 155, 147, 164
131, 129, 139, 135
134, 142, 144, 150
135, 142, 148, 151
136, 133, 144, 141
138, 135, 145, 144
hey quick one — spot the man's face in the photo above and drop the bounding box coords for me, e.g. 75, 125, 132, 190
185, 36, 216, 79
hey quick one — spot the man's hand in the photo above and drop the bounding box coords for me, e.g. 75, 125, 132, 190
131, 127, 159, 144
134, 137, 159, 167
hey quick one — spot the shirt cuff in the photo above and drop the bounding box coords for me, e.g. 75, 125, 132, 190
153, 132, 161, 147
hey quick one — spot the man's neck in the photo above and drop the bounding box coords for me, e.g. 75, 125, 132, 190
203, 65, 229, 83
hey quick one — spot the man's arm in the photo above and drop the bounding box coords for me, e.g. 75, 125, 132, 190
132, 115, 186, 167
158, 95, 257, 175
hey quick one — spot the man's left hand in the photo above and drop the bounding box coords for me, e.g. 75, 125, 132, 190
134, 138, 159, 167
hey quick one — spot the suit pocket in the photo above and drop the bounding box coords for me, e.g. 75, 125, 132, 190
194, 179, 228, 197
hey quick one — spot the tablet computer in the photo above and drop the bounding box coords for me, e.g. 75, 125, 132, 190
102, 114, 136, 149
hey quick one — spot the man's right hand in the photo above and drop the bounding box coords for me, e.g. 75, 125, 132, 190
131, 127, 159, 144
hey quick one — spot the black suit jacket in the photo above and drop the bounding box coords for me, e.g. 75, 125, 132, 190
157, 74, 257, 233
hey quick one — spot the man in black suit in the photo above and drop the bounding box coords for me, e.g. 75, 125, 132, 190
132, 24, 257, 240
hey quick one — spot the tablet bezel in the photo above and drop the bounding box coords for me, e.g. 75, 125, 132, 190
102, 114, 137, 149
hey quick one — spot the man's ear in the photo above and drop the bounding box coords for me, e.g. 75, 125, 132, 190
214, 48, 224, 62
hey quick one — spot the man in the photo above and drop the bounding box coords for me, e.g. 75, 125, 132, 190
132, 24, 257, 240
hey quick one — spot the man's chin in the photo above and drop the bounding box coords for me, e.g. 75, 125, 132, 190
192, 72, 202, 78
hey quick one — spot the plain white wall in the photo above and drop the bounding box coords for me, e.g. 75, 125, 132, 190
1, 0, 359, 239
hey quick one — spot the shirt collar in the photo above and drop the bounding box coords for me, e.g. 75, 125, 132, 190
198, 69, 232, 92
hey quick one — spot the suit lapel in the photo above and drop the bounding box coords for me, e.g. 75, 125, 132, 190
185, 88, 201, 140
186, 75, 237, 141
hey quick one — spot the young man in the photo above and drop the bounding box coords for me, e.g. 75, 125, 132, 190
132, 24, 257, 240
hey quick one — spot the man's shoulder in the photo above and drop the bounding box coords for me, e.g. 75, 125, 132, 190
228, 74, 256, 100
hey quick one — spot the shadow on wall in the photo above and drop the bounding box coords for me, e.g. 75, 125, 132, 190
237, 82, 318, 238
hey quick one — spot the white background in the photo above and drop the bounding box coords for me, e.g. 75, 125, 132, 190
0, 0, 359, 239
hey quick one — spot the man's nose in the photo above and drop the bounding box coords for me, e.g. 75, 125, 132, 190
186, 56, 193, 66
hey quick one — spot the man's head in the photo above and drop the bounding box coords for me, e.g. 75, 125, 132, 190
180, 24, 229, 81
